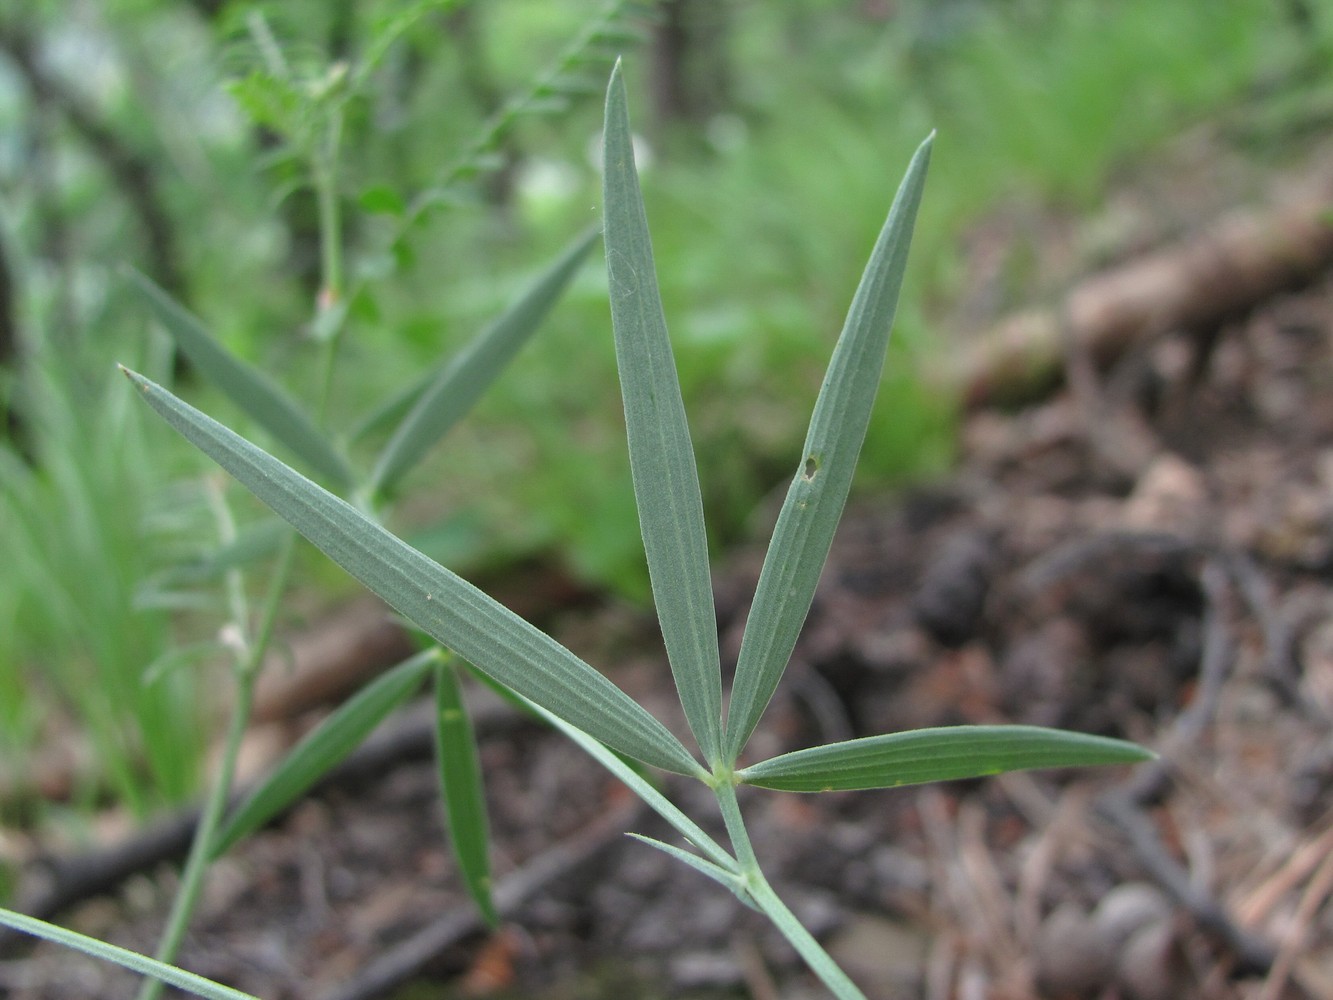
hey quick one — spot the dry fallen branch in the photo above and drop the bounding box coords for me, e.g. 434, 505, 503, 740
952, 173, 1333, 408
1255, 835, 1333, 1000
1095, 790, 1276, 977
0, 697, 527, 955
251, 598, 415, 723
1124, 558, 1237, 806
318, 795, 645, 1000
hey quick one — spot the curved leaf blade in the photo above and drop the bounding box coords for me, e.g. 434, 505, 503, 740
626, 834, 753, 909
459, 663, 734, 871
368, 227, 600, 498
121, 367, 701, 777
212, 649, 436, 857
346, 367, 434, 444
738, 725, 1154, 793
0, 907, 260, 1000
724, 134, 933, 763
433, 657, 498, 926
519, 684, 737, 873
603, 62, 723, 767
127, 270, 353, 488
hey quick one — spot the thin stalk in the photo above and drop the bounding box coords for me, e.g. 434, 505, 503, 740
745, 868, 868, 1000
140, 103, 343, 988
713, 779, 866, 998
136, 667, 256, 1000
137, 531, 298, 1000
244, 532, 298, 680
315, 117, 343, 308
207, 475, 250, 659
312, 110, 348, 426
712, 778, 758, 875
245, 11, 289, 80
135, 27, 358, 985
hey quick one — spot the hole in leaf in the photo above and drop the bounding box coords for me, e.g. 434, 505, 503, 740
803, 455, 819, 481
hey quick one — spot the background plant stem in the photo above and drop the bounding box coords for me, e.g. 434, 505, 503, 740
136, 529, 297, 1000
138, 110, 347, 986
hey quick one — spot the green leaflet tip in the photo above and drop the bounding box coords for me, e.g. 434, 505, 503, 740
607, 58, 626, 105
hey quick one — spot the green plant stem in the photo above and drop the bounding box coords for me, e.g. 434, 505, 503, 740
136, 527, 298, 1000
315, 115, 344, 305
745, 869, 867, 1000
713, 776, 758, 871
247, 531, 299, 679
312, 107, 348, 414
136, 667, 257, 1000
207, 475, 250, 654
713, 779, 865, 998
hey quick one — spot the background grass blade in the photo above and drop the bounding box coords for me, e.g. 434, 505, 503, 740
122, 368, 702, 777
738, 725, 1155, 792
211, 649, 437, 857
433, 656, 498, 926
127, 271, 353, 489
723, 135, 933, 764
602, 62, 723, 766
367, 227, 600, 499
0, 908, 260, 1000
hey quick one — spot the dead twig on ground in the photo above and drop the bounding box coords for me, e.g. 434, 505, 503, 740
1125, 558, 1236, 805
1095, 790, 1276, 977
1255, 832, 1333, 1000
318, 795, 646, 1000
954, 172, 1333, 407
0, 698, 526, 955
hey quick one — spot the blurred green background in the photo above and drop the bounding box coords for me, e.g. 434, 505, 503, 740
1, 0, 1329, 818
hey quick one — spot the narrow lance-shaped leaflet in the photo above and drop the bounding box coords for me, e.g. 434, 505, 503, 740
0, 907, 260, 1000
367, 227, 600, 500
210, 648, 438, 858
127, 270, 354, 490
724, 134, 933, 764
433, 656, 499, 926
121, 367, 703, 778
738, 725, 1155, 793
602, 61, 724, 767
